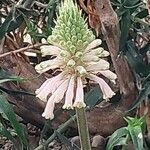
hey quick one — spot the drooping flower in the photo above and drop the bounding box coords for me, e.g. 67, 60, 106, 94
35, 0, 117, 120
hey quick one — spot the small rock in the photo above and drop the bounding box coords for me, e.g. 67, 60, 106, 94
70, 136, 80, 148
92, 135, 105, 148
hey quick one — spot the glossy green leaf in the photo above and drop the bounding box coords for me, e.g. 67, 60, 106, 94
0, 122, 20, 150
119, 0, 140, 7
119, 9, 131, 52
106, 127, 129, 150
125, 116, 144, 150
0, 86, 35, 96
85, 86, 102, 108
128, 126, 144, 150
0, 95, 29, 147
128, 75, 150, 111
0, 68, 25, 83
126, 41, 150, 77
0, 11, 13, 40
134, 9, 148, 19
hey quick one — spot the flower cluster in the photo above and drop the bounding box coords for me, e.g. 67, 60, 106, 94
35, 0, 117, 120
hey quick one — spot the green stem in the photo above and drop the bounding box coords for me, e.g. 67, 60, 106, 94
34, 115, 76, 150
76, 107, 91, 150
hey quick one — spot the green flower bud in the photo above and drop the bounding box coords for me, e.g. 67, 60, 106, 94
83, 41, 89, 48
65, 27, 70, 32
71, 29, 76, 36
77, 33, 82, 40
76, 66, 87, 76
48, 0, 95, 52
56, 35, 62, 40
75, 52, 83, 58
76, 27, 80, 33
70, 45, 76, 53
67, 59, 76, 67
47, 35, 55, 44
67, 41, 72, 46
60, 50, 70, 57
59, 41, 66, 47
71, 36, 77, 42
77, 40, 83, 46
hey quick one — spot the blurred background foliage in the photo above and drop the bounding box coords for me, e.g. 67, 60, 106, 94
0, 0, 150, 149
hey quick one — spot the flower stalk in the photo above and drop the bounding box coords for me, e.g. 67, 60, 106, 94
76, 107, 91, 150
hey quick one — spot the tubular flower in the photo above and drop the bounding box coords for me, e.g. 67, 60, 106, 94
35, 0, 117, 120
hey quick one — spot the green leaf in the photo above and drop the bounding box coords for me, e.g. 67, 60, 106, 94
0, 95, 29, 147
106, 127, 129, 150
17, 6, 39, 17
85, 86, 102, 108
0, 86, 35, 96
128, 126, 144, 150
126, 41, 150, 77
124, 116, 145, 150
0, 122, 20, 150
119, 9, 131, 52
120, 0, 140, 7
0, 68, 25, 83
134, 9, 148, 19
0, 11, 13, 40
128, 75, 150, 111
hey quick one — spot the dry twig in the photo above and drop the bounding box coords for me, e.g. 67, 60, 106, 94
0, 43, 43, 58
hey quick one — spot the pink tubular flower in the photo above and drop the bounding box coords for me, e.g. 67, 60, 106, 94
88, 74, 115, 100
63, 75, 75, 109
35, 38, 117, 120
35, 0, 117, 120
73, 77, 86, 108
42, 95, 55, 119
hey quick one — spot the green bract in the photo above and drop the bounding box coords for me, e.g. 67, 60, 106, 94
47, 0, 95, 53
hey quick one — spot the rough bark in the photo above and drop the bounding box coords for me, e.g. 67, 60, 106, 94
1, 55, 46, 128
93, 0, 138, 108
84, 0, 138, 136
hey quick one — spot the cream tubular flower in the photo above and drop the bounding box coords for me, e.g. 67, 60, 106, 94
82, 54, 100, 62
63, 75, 75, 109
35, 78, 51, 95
36, 72, 65, 101
42, 77, 70, 119
42, 95, 55, 120
35, 58, 63, 74
85, 47, 109, 57
85, 39, 102, 52
99, 70, 117, 84
53, 77, 70, 103
73, 77, 86, 108
88, 74, 115, 100
40, 45, 61, 57
86, 59, 110, 72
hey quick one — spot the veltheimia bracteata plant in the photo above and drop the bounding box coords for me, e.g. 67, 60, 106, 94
35, 0, 117, 149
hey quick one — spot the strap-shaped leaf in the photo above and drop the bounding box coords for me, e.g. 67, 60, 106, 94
0, 122, 20, 150
128, 75, 150, 111
85, 86, 102, 108
0, 95, 29, 147
106, 127, 129, 150
128, 126, 144, 150
126, 41, 150, 77
0, 68, 25, 83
